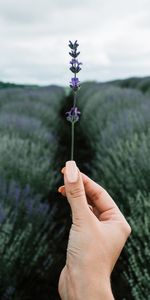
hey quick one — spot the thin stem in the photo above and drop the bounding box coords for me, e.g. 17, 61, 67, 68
71, 60, 77, 160
71, 121, 75, 160
71, 89, 77, 160
73, 91, 77, 107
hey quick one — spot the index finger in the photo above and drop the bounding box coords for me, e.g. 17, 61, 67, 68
61, 167, 121, 217
81, 172, 120, 215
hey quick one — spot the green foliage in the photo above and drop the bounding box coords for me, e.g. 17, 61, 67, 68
0, 86, 65, 192
0, 79, 150, 300
110, 76, 150, 93
0, 134, 53, 194
0, 178, 66, 300
0, 81, 31, 89
122, 191, 150, 300
77, 82, 150, 299
0, 85, 66, 300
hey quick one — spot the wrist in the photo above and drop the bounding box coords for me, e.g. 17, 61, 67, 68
78, 280, 114, 300
70, 269, 114, 300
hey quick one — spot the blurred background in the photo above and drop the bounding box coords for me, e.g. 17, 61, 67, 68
0, 0, 150, 299
1, 0, 150, 85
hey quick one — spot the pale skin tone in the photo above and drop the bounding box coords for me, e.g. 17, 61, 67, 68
58, 161, 131, 300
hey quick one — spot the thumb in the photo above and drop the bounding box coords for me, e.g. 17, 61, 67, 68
64, 161, 90, 222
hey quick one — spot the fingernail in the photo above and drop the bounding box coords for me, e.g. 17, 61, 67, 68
61, 167, 65, 174
58, 187, 61, 193
65, 161, 78, 183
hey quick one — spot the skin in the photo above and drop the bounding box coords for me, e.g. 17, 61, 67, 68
58, 161, 131, 300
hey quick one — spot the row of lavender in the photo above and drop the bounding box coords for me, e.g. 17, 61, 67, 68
76, 82, 150, 300
0, 79, 149, 300
0, 86, 66, 300
110, 76, 150, 94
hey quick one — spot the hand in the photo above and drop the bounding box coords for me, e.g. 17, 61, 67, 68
58, 161, 131, 300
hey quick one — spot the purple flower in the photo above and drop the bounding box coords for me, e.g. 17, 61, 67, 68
69, 40, 79, 50
70, 59, 82, 66
69, 50, 80, 58
65, 40, 82, 159
68, 41, 82, 91
70, 77, 80, 91
65, 107, 81, 123
70, 55, 82, 74
69, 59, 82, 75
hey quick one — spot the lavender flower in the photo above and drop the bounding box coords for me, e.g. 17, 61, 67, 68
65, 107, 81, 123
70, 77, 80, 91
65, 40, 82, 160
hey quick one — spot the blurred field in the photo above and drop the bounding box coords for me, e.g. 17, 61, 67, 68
0, 77, 150, 300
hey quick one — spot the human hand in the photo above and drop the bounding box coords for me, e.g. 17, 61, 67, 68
58, 161, 131, 300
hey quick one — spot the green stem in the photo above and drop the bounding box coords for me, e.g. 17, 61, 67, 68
71, 90, 77, 160
73, 91, 77, 107
71, 121, 75, 160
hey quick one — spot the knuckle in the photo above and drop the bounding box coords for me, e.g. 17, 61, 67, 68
126, 223, 132, 236
92, 185, 105, 201
121, 220, 132, 237
69, 186, 85, 199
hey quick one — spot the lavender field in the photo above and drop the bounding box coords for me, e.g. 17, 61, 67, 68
0, 78, 150, 300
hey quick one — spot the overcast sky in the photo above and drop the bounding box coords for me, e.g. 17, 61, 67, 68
0, 0, 150, 86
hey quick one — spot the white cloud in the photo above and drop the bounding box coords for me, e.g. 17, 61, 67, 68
0, 0, 150, 85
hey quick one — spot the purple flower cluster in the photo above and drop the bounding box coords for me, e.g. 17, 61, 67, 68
65, 40, 82, 122
65, 40, 82, 159
65, 107, 81, 123
69, 40, 82, 92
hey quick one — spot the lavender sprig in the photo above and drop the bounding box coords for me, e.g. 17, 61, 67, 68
65, 40, 82, 160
